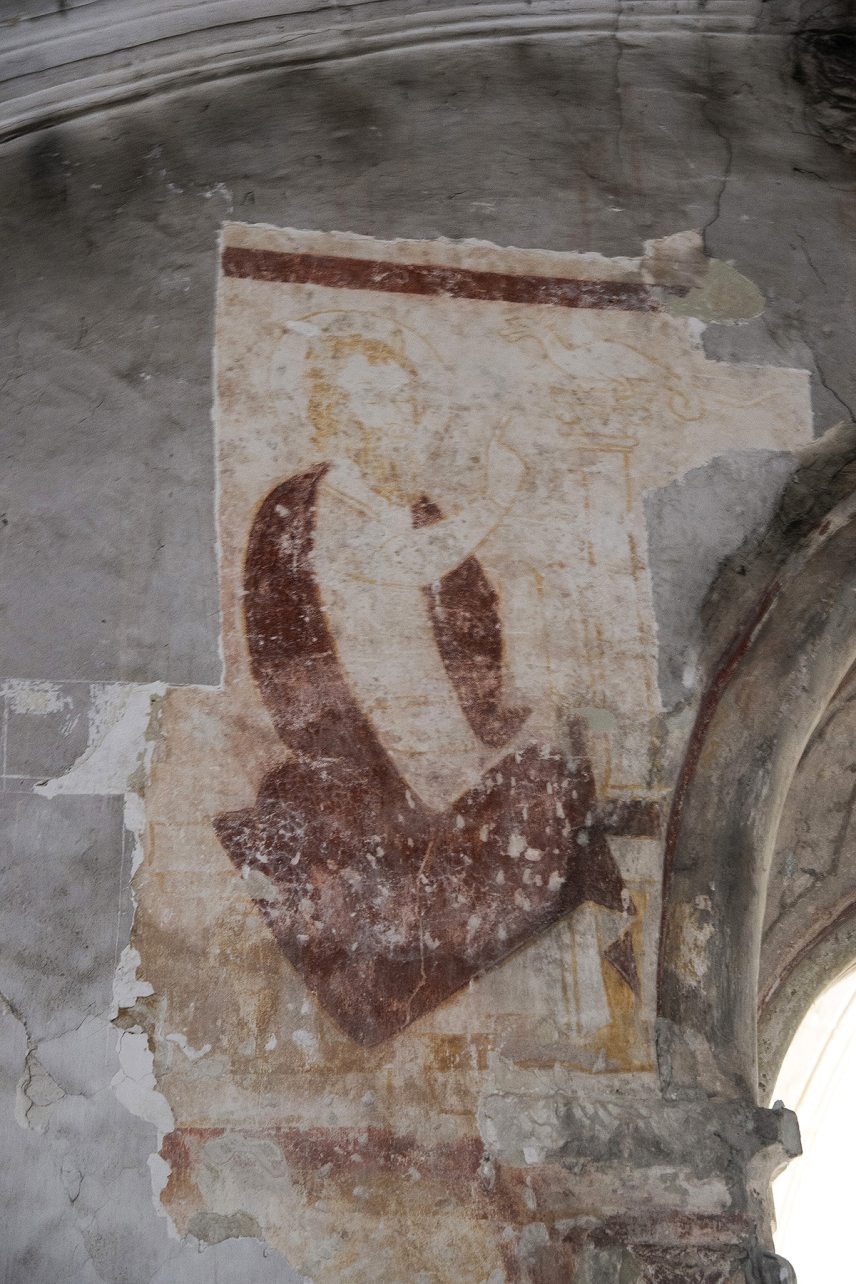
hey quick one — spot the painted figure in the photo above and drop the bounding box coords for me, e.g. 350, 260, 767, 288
214, 314, 659, 1044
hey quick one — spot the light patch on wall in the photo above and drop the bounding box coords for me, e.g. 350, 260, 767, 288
674, 895, 716, 984
2, 679, 72, 717
112, 1028, 175, 1140
34, 682, 165, 799
668, 259, 765, 325
113, 945, 154, 1011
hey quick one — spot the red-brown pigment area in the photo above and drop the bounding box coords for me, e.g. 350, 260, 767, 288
160, 1130, 204, 1234
412, 494, 530, 748
603, 929, 641, 997
217, 740, 645, 1044
214, 467, 661, 1044
221, 246, 665, 312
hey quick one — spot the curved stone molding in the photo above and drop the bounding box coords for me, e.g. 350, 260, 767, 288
658, 487, 856, 1098
757, 658, 856, 1096
2, 0, 761, 142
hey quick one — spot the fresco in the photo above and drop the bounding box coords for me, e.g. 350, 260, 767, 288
130, 225, 812, 1279
212, 297, 663, 1044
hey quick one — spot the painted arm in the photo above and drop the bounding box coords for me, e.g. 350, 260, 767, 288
372, 439, 525, 585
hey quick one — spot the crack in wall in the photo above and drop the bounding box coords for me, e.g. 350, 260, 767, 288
700, 45, 735, 256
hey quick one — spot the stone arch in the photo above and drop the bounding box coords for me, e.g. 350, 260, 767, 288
758, 652, 856, 1100
657, 484, 856, 1099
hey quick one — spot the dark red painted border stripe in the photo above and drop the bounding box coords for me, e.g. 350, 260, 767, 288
221, 246, 662, 312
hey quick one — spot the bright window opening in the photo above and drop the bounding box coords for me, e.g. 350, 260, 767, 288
772, 966, 856, 1281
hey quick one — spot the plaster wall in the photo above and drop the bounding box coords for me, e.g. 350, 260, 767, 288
1, 11, 855, 1282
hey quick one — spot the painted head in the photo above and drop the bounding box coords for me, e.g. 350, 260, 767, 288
296, 311, 440, 504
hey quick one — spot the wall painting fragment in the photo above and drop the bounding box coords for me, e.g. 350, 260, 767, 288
130, 225, 811, 1280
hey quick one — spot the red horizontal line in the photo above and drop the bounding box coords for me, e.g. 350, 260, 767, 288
221, 245, 662, 312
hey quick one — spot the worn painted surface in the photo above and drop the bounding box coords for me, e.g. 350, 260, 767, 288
115, 225, 811, 1281
3, 11, 855, 1280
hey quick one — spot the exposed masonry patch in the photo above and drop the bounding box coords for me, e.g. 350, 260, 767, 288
675, 896, 716, 985
794, 30, 856, 155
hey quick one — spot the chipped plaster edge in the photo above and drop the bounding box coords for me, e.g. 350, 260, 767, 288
26, 679, 185, 1231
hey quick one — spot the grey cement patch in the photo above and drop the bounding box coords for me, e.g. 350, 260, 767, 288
0, 791, 303, 1284
0, 794, 129, 1043
646, 450, 798, 709
0, 1047, 304, 1284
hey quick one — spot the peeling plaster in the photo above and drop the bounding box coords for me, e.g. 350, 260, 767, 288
34, 682, 165, 799
111, 1029, 175, 1142
15, 683, 179, 1174
15, 1050, 65, 1133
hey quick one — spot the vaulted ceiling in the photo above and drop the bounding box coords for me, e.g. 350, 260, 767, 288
1, 0, 782, 143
